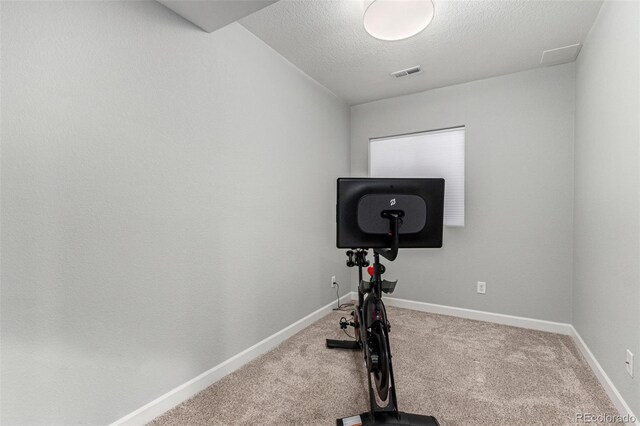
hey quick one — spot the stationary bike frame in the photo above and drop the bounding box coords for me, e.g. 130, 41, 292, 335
328, 214, 439, 426
357, 250, 399, 416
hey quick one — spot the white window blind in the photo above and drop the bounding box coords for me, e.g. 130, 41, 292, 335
369, 127, 465, 227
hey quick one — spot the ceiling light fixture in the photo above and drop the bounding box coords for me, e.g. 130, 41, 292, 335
363, 0, 434, 41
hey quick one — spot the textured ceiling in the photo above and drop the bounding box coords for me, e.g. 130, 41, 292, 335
240, 0, 603, 105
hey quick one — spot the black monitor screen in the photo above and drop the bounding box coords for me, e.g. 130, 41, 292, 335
336, 178, 445, 249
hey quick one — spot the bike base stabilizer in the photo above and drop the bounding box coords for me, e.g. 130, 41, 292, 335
337, 411, 439, 426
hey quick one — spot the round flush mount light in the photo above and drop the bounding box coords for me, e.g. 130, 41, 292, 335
363, 0, 434, 41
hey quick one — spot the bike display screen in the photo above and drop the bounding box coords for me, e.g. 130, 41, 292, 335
336, 178, 445, 249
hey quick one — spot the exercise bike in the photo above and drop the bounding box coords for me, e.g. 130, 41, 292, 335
327, 178, 445, 426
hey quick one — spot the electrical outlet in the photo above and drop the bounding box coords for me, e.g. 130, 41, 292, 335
626, 349, 634, 377
477, 281, 486, 294
331, 276, 337, 288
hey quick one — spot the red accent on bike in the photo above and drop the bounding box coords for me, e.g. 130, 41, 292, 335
367, 266, 374, 276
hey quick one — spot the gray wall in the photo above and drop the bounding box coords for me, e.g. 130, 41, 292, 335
0, 1, 350, 424
351, 64, 575, 323
573, 0, 639, 416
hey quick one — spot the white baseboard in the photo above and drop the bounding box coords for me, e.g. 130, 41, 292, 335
113, 291, 636, 426
570, 327, 639, 425
380, 294, 573, 335
375, 293, 636, 424
109, 293, 353, 426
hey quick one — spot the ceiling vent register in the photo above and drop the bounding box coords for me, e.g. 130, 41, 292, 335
391, 65, 422, 78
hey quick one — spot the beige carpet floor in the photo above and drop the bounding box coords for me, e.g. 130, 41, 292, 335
149, 306, 620, 425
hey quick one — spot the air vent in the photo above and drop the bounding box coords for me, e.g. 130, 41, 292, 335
540, 44, 582, 66
391, 65, 422, 79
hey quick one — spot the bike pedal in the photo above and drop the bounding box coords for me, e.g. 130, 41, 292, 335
381, 279, 397, 294
339, 318, 349, 330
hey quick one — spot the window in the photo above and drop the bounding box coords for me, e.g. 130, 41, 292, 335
369, 127, 465, 227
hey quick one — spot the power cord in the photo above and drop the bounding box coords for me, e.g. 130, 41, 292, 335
333, 283, 356, 339
332, 282, 354, 312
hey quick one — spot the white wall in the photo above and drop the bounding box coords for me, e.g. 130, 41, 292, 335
573, 0, 639, 416
0, 1, 350, 424
351, 64, 575, 323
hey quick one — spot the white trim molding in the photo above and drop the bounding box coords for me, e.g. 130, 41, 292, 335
570, 327, 639, 425
113, 292, 636, 426
109, 293, 353, 426
380, 295, 573, 335
378, 294, 637, 424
